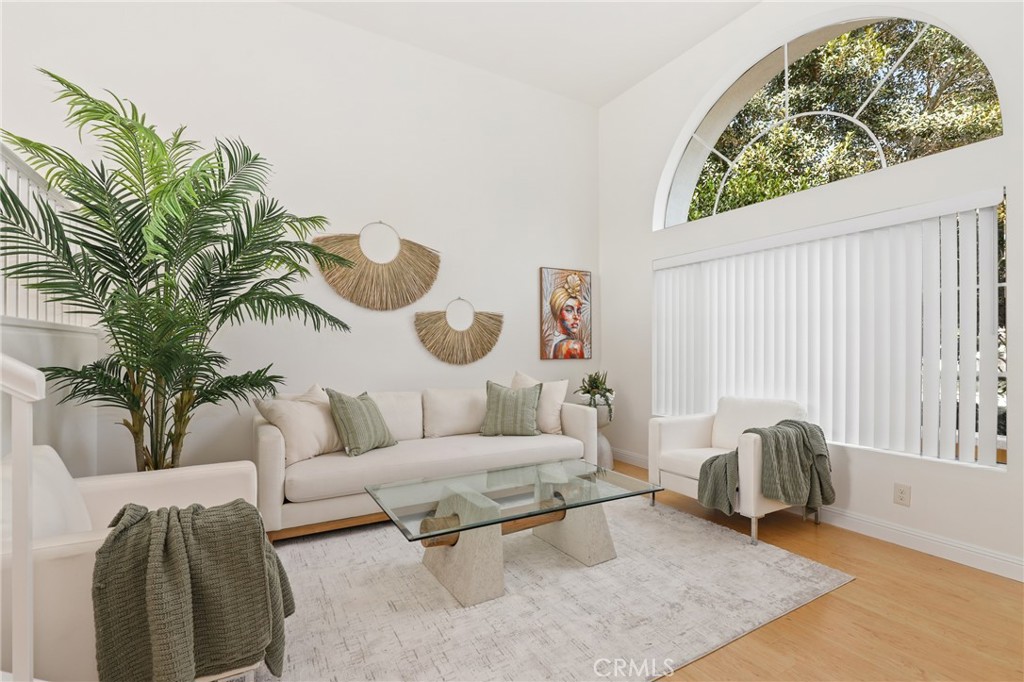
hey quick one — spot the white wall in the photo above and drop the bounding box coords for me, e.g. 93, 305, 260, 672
0, 319, 100, 476
1, 2, 601, 473
598, 2, 1023, 578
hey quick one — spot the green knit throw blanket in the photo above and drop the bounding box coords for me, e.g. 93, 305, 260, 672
748, 419, 835, 512
92, 499, 295, 681
698, 419, 835, 516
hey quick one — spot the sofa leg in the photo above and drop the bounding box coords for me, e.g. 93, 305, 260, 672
814, 509, 820, 525
750, 517, 758, 545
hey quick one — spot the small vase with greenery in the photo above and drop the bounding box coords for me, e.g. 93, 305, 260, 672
575, 371, 614, 421
0, 70, 353, 471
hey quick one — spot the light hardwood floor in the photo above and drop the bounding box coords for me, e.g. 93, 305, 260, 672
611, 462, 1024, 681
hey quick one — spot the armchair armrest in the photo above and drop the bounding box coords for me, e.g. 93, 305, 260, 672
255, 416, 286, 532
648, 413, 715, 484
736, 432, 763, 518
75, 461, 256, 530
736, 431, 791, 520
560, 403, 598, 465
31, 528, 110, 681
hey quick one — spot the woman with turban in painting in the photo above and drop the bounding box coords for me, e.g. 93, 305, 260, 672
548, 272, 585, 359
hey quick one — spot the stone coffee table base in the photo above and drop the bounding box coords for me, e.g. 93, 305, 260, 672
420, 481, 617, 606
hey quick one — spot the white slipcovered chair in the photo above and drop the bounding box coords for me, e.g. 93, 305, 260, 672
648, 396, 806, 543
0, 446, 260, 682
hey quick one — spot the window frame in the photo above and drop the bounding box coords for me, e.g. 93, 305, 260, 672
656, 16, 1003, 231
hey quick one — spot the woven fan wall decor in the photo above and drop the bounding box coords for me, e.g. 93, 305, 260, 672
314, 222, 440, 310
415, 299, 503, 365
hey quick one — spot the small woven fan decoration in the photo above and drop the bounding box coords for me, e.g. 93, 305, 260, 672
415, 300, 503, 365
313, 221, 440, 311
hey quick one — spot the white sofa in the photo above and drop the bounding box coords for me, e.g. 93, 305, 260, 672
648, 396, 806, 543
0, 446, 259, 682
255, 387, 598, 539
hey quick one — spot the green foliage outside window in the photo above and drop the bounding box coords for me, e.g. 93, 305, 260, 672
688, 19, 1003, 221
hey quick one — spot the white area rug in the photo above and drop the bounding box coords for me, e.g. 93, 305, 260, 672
259, 499, 852, 681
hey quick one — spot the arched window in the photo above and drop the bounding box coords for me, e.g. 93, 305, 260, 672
664, 18, 1002, 227
654, 18, 1008, 464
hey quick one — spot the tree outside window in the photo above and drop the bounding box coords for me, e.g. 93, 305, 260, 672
685, 19, 1002, 221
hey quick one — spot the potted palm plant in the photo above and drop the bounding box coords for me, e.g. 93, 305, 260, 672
575, 371, 614, 421
0, 70, 352, 471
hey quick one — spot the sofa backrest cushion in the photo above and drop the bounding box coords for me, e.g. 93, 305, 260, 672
256, 384, 343, 466
367, 391, 423, 441
30, 445, 92, 539
423, 388, 487, 437
711, 397, 806, 449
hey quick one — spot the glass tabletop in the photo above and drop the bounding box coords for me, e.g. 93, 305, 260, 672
366, 459, 661, 542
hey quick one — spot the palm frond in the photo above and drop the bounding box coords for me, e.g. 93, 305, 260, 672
213, 138, 271, 200
0, 179, 105, 314
217, 287, 350, 333
42, 70, 163, 189
282, 214, 329, 240
193, 365, 283, 408
0, 131, 93, 194
42, 358, 139, 410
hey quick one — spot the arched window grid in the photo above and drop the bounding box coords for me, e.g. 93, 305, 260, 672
710, 110, 890, 216
665, 18, 1002, 228
702, 23, 932, 218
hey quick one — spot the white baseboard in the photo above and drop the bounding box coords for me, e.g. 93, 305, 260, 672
610, 449, 1022, 581
611, 448, 647, 468
815, 506, 1023, 582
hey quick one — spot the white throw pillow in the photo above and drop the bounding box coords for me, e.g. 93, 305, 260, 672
367, 391, 424, 441
511, 371, 568, 435
423, 388, 487, 437
256, 384, 343, 466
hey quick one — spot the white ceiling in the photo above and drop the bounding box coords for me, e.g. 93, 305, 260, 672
294, 2, 758, 106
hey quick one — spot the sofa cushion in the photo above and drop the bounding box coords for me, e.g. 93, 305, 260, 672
326, 389, 397, 456
658, 447, 733, 480
22, 445, 92, 539
510, 371, 568, 435
284, 433, 583, 502
711, 397, 805, 450
481, 381, 541, 436
423, 388, 487, 437
256, 384, 341, 467
367, 391, 423, 441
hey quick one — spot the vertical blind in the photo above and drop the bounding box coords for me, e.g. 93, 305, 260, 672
653, 197, 1003, 465
1, 146, 87, 327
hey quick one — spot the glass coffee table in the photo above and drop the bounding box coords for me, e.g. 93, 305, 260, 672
366, 459, 661, 606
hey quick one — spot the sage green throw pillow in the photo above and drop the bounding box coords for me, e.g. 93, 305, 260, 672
325, 389, 397, 456
480, 381, 542, 437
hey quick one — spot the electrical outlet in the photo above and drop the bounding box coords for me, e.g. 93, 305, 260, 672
893, 483, 911, 507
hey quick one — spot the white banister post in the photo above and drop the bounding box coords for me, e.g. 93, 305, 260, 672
10, 398, 33, 682
2, 354, 46, 682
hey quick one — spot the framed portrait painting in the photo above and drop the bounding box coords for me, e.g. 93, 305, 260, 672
540, 267, 592, 359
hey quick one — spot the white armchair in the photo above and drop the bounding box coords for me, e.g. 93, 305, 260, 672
1, 446, 259, 682
649, 397, 806, 543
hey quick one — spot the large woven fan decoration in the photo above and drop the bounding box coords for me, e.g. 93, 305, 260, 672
415, 299, 503, 365
313, 221, 440, 310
